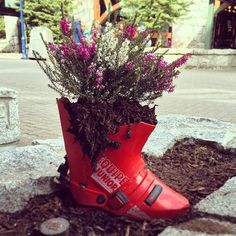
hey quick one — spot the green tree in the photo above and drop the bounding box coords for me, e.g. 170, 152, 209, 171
122, 0, 191, 32
22, 0, 74, 43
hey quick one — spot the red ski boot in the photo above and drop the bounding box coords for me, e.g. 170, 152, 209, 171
57, 98, 189, 220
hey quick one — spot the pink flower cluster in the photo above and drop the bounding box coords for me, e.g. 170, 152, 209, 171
60, 43, 70, 56
45, 18, 191, 98
48, 43, 57, 54
95, 69, 104, 89
172, 53, 191, 68
125, 61, 135, 71
76, 44, 90, 61
87, 62, 97, 76
158, 59, 167, 69
144, 53, 157, 63
76, 40, 96, 61
156, 77, 175, 93
60, 19, 72, 37
123, 26, 137, 40
48, 20, 97, 62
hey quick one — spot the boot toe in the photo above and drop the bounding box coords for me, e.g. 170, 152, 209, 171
144, 180, 190, 219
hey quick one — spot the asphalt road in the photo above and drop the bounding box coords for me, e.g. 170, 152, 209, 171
1, 59, 236, 146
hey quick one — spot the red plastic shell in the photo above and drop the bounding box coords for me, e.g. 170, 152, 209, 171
57, 98, 190, 220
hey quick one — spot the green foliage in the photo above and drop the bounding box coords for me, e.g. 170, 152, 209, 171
122, 0, 191, 32
0, 17, 6, 38
22, 0, 74, 43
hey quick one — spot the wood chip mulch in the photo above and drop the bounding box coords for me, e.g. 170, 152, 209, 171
0, 138, 236, 236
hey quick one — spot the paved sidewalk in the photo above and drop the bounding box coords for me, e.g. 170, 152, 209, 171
0, 59, 236, 146
158, 69, 236, 124
0, 53, 21, 60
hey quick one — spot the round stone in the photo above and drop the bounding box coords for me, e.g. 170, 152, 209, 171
40, 217, 70, 235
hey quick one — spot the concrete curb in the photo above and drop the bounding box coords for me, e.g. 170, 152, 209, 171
0, 114, 235, 231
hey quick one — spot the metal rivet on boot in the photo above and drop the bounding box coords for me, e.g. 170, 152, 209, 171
40, 217, 69, 236
96, 195, 106, 204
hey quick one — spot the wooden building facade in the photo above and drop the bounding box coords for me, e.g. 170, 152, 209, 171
91, 0, 236, 49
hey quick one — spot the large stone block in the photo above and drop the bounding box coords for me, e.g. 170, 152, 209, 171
3, 16, 19, 53
143, 114, 236, 157
0, 87, 20, 144
155, 48, 236, 69
159, 218, 236, 236
0, 145, 62, 213
0, 115, 235, 214
196, 177, 236, 217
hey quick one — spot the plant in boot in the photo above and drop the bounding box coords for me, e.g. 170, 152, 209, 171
36, 19, 190, 164
35, 18, 191, 220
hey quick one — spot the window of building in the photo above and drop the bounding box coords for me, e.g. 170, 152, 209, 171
213, 3, 236, 49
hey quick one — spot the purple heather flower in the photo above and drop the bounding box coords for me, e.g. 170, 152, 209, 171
163, 79, 175, 93
144, 53, 157, 63
172, 53, 191, 68
60, 43, 70, 56
143, 53, 157, 65
157, 59, 168, 69
81, 49, 90, 61
48, 43, 57, 53
124, 25, 137, 40
87, 62, 97, 76
76, 39, 96, 61
88, 41, 96, 55
80, 35, 87, 44
156, 75, 178, 93
60, 18, 72, 36
95, 69, 104, 89
168, 85, 175, 93
69, 39, 76, 49
125, 61, 135, 71
76, 44, 90, 61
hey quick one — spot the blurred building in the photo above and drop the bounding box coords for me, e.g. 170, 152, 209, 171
76, 0, 236, 49
172, 0, 236, 49
73, 0, 121, 29
1, 0, 236, 53
0, 0, 19, 52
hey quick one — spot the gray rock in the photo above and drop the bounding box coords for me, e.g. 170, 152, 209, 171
159, 228, 203, 236
0, 143, 18, 152
0, 145, 63, 213
1, 114, 235, 215
0, 87, 17, 98
0, 87, 20, 144
196, 177, 236, 217
143, 129, 177, 157
160, 218, 236, 236
160, 228, 234, 236
32, 138, 65, 155
226, 137, 236, 150
143, 114, 236, 157
30, 115, 236, 159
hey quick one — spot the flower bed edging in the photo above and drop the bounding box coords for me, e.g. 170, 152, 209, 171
0, 145, 62, 213
0, 114, 235, 214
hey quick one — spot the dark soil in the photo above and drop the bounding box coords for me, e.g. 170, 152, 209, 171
65, 97, 157, 164
0, 138, 236, 236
